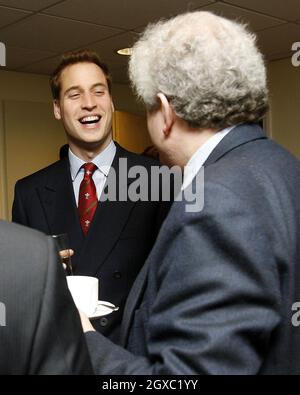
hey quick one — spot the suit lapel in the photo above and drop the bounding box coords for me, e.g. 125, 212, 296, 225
36, 158, 84, 268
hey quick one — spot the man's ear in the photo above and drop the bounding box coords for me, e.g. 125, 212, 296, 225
157, 93, 174, 136
53, 100, 61, 120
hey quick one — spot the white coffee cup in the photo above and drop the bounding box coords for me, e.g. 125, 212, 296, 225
66, 276, 99, 316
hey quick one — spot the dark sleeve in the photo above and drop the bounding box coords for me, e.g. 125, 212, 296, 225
12, 181, 28, 226
29, 236, 93, 374
85, 181, 281, 374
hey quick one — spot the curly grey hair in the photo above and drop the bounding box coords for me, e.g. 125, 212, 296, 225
129, 11, 268, 129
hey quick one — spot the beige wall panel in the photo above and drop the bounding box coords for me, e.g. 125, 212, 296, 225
0, 69, 51, 103
0, 69, 143, 115
113, 110, 152, 154
4, 100, 67, 219
0, 101, 8, 220
268, 58, 300, 159
112, 84, 145, 116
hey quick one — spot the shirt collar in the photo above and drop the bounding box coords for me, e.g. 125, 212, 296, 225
182, 125, 236, 190
69, 140, 116, 181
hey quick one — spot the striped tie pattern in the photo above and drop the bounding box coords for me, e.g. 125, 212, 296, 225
78, 162, 98, 235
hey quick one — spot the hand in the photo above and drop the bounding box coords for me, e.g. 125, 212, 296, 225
59, 249, 74, 270
79, 310, 96, 333
52, 234, 74, 274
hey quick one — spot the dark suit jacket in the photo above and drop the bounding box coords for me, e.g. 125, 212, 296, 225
12, 143, 167, 342
85, 124, 300, 374
0, 220, 93, 374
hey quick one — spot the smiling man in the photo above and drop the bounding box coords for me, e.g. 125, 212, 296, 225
53, 60, 114, 160
12, 49, 168, 342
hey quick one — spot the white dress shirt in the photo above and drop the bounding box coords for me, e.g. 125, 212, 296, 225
182, 125, 237, 190
69, 140, 116, 206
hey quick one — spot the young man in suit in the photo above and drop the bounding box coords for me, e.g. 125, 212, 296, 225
80, 11, 300, 374
12, 50, 167, 342
0, 220, 92, 374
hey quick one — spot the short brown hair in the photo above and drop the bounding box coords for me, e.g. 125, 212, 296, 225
50, 49, 112, 100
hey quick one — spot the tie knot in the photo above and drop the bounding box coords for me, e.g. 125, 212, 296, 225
83, 162, 97, 178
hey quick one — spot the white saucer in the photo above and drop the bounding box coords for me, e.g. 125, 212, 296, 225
89, 300, 118, 319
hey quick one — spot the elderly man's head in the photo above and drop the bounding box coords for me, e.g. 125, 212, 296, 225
129, 11, 268, 130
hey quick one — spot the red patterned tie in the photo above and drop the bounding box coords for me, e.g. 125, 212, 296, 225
78, 163, 98, 235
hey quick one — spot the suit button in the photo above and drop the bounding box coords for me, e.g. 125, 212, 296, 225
113, 271, 122, 279
100, 317, 108, 326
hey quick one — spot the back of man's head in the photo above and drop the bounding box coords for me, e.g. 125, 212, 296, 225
129, 11, 268, 130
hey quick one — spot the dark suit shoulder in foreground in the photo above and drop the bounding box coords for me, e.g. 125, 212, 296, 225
0, 221, 93, 374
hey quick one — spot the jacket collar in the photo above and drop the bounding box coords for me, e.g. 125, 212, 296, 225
204, 123, 266, 167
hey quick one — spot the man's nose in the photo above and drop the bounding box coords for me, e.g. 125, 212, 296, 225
81, 93, 97, 110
